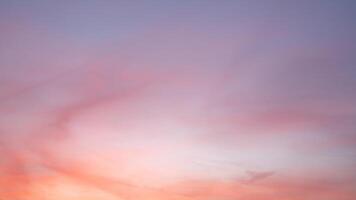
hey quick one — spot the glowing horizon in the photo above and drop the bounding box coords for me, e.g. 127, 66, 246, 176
1, 1, 356, 200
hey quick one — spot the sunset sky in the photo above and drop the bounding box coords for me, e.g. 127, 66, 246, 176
1, 1, 356, 200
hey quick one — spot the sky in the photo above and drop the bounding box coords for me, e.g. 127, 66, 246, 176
0, 0, 356, 200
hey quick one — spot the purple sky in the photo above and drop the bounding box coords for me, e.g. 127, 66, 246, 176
1, 1, 356, 200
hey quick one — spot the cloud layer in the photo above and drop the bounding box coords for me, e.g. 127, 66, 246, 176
1, 1, 356, 199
